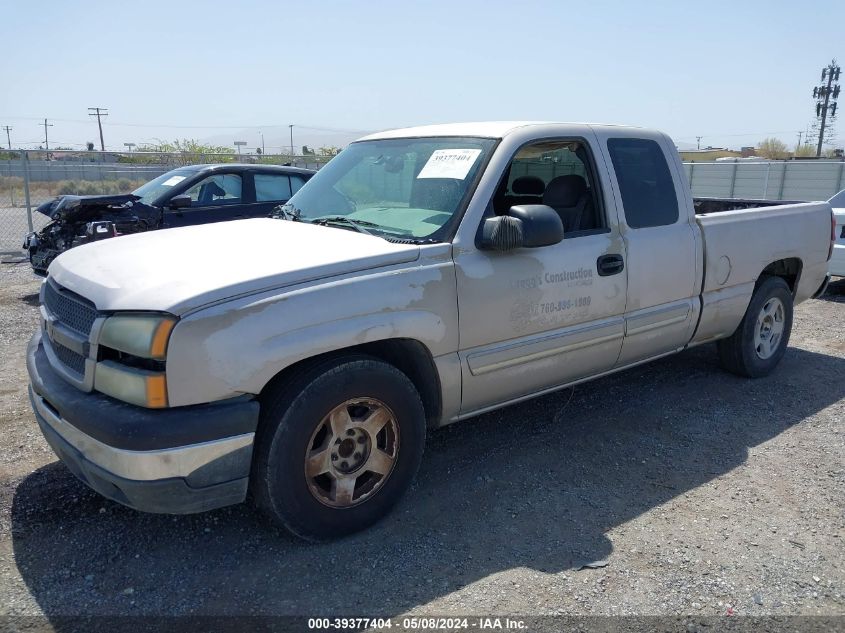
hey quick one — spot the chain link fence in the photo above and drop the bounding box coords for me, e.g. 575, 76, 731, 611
3, 151, 845, 258
0, 149, 332, 257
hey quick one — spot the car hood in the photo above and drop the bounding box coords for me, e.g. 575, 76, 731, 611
48, 218, 421, 315
37, 194, 142, 220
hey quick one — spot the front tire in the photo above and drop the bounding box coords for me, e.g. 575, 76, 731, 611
717, 276, 793, 378
252, 356, 426, 541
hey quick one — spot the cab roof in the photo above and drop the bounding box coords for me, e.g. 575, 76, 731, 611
358, 121, 650, 142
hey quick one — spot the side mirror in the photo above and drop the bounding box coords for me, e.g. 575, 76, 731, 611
168, 194, 192, 210
480, 205, 564, 251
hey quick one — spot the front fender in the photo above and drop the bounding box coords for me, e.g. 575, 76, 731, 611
165, 255, 458, 407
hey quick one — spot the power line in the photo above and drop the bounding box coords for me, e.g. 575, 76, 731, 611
0, 115, 372, 134
674, 130, 801, 141
88, 107, 108, 151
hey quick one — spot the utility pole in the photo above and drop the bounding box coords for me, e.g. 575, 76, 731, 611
813, 60, 841, 157
88, 107, 109, 151
796, 131, 804, 153
289, 124, 294, 157
696, 136, 702, 150
2, 125, 11, 150
41, 118, 54, 151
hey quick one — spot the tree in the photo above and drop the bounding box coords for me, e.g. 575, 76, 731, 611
317, 146, 340, 157
794, 144, 817, 158
756, 137, 789, 159
86, 142, 95, 151
123, 138, 236, 165
302, 145, 315, 155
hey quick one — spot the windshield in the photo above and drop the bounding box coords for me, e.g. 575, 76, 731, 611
132, 168, 199, 205
830, 188, 845, 209
282, 137, 496, 241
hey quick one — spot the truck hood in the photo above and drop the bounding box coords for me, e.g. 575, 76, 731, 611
37, 194, 142, 220
48, 218, 421, 314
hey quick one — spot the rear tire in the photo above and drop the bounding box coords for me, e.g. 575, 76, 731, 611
251, 355, 426, 541
717, 276, 793, 378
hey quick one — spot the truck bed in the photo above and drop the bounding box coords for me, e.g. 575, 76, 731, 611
689, 200, 832, 346
693, 197, 803, 215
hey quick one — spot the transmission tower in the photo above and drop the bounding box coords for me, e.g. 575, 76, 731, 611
812, 60, 841, 157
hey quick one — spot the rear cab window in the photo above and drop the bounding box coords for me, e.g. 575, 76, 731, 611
607, 138, 679, 228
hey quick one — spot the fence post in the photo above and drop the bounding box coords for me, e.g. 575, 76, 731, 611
777, 161, 788, 200
22, 151, 33, 232
729, 160, 738, 198
762, 162, 771, 199
688, 162, 695, 195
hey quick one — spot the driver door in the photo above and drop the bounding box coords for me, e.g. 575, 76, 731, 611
454, 137, 628, 414
163, 172, 245, 227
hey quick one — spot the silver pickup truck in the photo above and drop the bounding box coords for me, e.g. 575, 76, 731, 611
26, 122, 835, 540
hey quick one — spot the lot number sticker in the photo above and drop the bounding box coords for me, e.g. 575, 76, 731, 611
417, 149, 482, 180
161, 175, 187, 187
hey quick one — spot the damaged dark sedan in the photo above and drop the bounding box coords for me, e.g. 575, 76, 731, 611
23, 163, 314, 275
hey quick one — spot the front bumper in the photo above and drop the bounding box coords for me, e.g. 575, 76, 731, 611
27, 331, 260, 514
830, 244, 845, 277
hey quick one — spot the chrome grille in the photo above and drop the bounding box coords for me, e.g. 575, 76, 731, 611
51, 339, 86, 376
43, 279, 98, 336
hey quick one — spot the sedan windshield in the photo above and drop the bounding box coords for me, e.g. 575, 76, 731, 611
281, 137, 496, 241
132, 168, 200, 205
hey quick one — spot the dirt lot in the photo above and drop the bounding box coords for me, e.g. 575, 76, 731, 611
0, 261, 843, 623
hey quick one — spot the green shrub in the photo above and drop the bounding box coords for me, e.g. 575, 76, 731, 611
57, 180, 80, 195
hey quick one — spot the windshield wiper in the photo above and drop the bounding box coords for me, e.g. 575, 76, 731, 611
310, 216, 379, 236
274, 203, 302, 221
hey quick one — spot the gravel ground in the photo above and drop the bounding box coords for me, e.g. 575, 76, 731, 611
0, 262, 843, 622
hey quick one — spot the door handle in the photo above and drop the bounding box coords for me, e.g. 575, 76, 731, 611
597, 254, 624, 276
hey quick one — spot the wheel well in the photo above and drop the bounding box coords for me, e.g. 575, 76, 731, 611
759, 258, 802, 294
259, 339, 443, 427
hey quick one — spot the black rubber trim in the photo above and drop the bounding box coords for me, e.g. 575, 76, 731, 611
34, 406, 247, 514
812, 274, 831, 299
27, 331, 259, 451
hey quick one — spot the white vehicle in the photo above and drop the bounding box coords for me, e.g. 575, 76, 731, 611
26, 122, 835, 540
829, 189, 845, 277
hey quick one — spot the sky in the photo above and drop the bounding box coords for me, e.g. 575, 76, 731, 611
1, 0, 843, 153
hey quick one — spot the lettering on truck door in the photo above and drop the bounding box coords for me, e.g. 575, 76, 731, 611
454, 136, 628, 413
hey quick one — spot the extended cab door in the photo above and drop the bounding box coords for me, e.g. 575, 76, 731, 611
454, 134, 628, 414
594, 130, 702, 366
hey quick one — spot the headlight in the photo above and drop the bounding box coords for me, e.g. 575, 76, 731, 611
96, 313, 176, 408
99, 314, 176, 360
94, 361, 168, 408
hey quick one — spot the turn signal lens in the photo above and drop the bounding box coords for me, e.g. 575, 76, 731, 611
94, 361, 169, 408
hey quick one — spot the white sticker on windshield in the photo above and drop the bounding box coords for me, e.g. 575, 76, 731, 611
417, 149, 482, 180
161, 175, 186, 187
